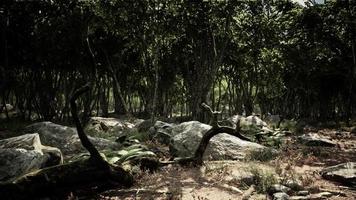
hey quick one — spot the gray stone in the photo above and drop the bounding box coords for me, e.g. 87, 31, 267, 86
25, 122, 120, 155
296, 191, 310, 196
149, 121, 175, 145
265, 114, 281, 125
169, 121, 266, 160
284, 179, 304, 191
228, 115, 268, 128
84, 117, 135, 139
0, 133, 63, 181
4, 104, 14, 111
320, 162, 356, 186
136, 119, 154, 132
351, 127, 356, 134
298, 133, 336, 147
227, 170, 255, 186
272, 192, 289, 200
289, 196, 309, 200
269, 184, 291, 194
309, 192, 333, 199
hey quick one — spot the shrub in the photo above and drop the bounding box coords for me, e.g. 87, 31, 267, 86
249, 166, 278, 193
246, 148, 278, 162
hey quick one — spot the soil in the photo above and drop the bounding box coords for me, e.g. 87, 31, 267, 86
96, 128, 356, 200
1, 119, 355, 200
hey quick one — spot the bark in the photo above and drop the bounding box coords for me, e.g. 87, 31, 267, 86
70, 83, 107, 166
151, 44, 160, 123
177, 103, 251, 166
103, 50, 129, 115
99, 78, 109, 117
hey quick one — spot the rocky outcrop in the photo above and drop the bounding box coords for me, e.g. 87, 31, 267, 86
229, 115, 268, 128
84, 117, 136, 140
148, 121, 175, 145
321, 162, 356, 186
169, 121, 265, 160
25, 122, 120, 155
0, 133, 63, 181
298, 133, 336, 147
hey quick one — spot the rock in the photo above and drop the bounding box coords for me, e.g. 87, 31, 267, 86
284, 179, 304, 191
296, 191, 310, 196
243, 115, 268, 127
169, 121, 266, 160
3, 104, 14, 111
290, 193, 334, 200
84, 117, 135, 139
272, 192, 289, 200
268, 184, 291, 194
291, 192, 333, 200
298, 133, 336, 147
229, 115, 268, 128
265, 114, 281, 126
226, 170, 255, 186
148, 121, 175, 145
289, 196, 309, 200
136, 119, 154, 133
273, 131, 292, 138
25, 122, 121, 155
0, 104, 19, 119
309, 192, 333, 199
320, 162, 356, 186
0, 133, 63, 181
351, 127, 356, 134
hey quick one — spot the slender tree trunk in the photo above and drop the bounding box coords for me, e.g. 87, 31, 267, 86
99, 77, 109, 117
112, 75, 128, 115
151, 44, 160, 123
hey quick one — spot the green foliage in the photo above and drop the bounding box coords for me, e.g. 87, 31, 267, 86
1, 0, 356, 122
249, 166, 278, 193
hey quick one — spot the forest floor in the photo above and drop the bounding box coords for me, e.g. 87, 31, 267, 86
1, 120, 355, 200
97, 128, 356, 200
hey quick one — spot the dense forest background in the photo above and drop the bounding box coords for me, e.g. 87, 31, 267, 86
1, 0, 356, 124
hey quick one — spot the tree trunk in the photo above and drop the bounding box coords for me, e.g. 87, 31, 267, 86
151, 44, 160, 123
70, 84, 108, 166
99, 78, 109, 117
112, 75, 128, 115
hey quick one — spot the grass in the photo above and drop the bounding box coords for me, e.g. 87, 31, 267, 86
245, 148, 278, 162
248, 165, 278, 193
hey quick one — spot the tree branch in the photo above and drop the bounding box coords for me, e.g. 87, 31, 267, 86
70, 83, 107, 166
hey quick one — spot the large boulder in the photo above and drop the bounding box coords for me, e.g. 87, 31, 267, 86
321, 162, 356, 186
148, 121, 175, 145
229, 115, 268, 128
25, 122, 121, 155
0, 133, 63, 181
169, 121, 266, 160
84, 117, 136, 140
298, 133, 336, 147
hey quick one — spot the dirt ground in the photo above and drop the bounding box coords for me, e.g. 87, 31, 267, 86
97, 128, 356, 200
1, 120, 355, 200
